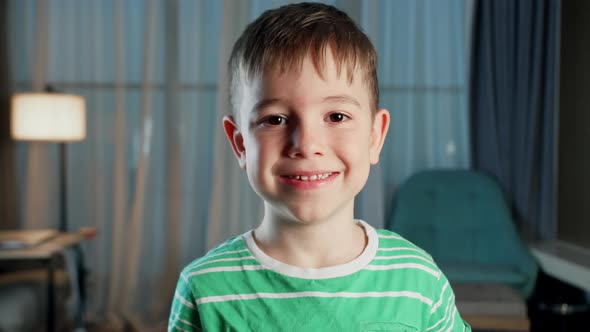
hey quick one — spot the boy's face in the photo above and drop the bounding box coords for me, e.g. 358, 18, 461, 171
224, 49, 389, 224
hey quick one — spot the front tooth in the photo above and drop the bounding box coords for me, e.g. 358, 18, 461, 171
300, 176, 309, 181
309, 175, 318, 181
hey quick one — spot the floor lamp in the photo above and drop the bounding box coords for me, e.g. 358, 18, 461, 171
11, 92, 86, 232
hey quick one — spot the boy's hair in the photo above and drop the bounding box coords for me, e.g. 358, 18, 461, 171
228, 2, 379, 116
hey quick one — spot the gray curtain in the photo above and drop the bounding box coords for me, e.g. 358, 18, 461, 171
470, 0, 560, 240
0, 0, 18, 230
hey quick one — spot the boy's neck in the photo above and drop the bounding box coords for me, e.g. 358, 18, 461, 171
253, 204, 367, 269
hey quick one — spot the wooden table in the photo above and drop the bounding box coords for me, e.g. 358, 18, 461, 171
0, 232, 85, 332
453, 283, 530, 331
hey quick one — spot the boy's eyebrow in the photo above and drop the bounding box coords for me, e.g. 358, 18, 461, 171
322, 95, 361, 108
252, 98, 282, 113
252, 95, 361, 113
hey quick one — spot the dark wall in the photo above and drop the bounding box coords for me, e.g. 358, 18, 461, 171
0, 0, 18, 229
557, 0, 590, 249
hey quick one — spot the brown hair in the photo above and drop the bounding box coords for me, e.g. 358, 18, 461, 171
228, 2, 379, 116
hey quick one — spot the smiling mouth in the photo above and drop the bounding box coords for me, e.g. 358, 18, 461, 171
284, 172, 333, 181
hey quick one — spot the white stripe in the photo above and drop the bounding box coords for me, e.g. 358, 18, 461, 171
430, 281, 449, 314
178, 317, 197, 329
427, 294, 455, 331
187, 256, 256, 272
427, 315, 445, 331
168, 312, 200, 330
378, 247, 430, 256
437, 299, 456, 332
444, 306, 456, 332
196, 291, 433, 306
175, 291, 195, 310
203, 240, 246, 258
378, 234, 403, 240
366, 263, 441, 278
186, 249, 251, 271
180, 273, 189, 283
169, 323, 190, 332
170, 312, 199, 329
187, 265, 267, 277
374, 254, 435, 264
207, 248, 249, 259
427, 294, 453, 331
229, 236, 243, 244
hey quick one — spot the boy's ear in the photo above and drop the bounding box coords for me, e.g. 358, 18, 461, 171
223, 115, 247, 170
369, 109, 390, 164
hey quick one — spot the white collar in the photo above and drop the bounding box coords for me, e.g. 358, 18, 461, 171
242, 220, 378, 279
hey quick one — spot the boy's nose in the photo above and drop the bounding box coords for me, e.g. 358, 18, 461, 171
287, 123, 324, 159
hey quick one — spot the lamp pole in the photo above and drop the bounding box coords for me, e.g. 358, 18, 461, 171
59, 142, 68, 232
46, 85, 69, 232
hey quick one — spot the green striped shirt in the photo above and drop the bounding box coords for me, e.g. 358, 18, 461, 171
169, 220, 471, 331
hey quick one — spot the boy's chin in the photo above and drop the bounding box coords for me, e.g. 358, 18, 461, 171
262, 195, 356, 225
286, 215, 327, 225
276, 206, 347, 226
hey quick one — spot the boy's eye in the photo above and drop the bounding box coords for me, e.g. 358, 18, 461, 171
327, 113, 349, 123
261, 115, 287, 126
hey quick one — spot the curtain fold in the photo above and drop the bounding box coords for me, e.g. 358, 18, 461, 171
161, 0, 183, 319
121, 0, 157, 314
106, 0, 128, 317
470, 0, 560, 240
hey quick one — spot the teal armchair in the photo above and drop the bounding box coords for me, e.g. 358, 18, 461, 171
386, 169, 538, 298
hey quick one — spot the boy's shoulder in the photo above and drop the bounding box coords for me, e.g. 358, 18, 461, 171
180, 234, 253, 278
373, 227, 435, 262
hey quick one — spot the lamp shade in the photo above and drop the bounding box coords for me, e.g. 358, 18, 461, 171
11, 93, 86, 142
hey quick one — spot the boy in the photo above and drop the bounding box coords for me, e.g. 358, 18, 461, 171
170, 3, 470, 331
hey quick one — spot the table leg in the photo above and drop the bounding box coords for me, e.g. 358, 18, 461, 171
74, 245, 86, 328
48, 255, 56, 332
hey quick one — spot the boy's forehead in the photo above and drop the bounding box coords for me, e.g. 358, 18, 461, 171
263, 49, 361, 84
245, 52, 367, 95
270, 65, 362, 95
